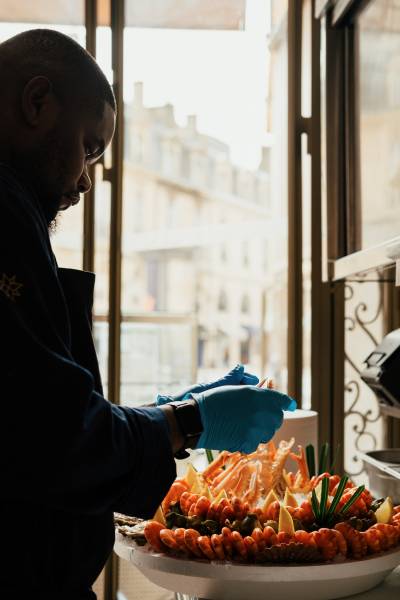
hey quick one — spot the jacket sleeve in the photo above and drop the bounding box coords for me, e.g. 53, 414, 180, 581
0, 181, 176, 518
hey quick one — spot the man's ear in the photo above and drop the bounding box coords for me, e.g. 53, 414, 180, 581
21, 76, 58, 127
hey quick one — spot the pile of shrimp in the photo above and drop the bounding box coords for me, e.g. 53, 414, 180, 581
144, 490, 400, 563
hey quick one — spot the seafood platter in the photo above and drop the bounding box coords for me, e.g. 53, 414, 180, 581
114, 439, 400, 600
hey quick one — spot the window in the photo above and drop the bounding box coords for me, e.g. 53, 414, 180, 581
241, 294, 250, 314
218, 290, 228, 312
319, 0, 395, 481
0, 3, 292, 599
357, 0, 400, 249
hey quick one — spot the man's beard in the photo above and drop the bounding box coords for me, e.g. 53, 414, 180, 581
48, 214, 61, 235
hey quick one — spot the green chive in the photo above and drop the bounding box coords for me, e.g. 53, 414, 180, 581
318, 443, 329, 475
311, 488, 320, 521
306, 444, 316, 477
340, 485, 365, 516
326, 475, 349, 520
319, 476, 329, 521
205, 449, 214, 464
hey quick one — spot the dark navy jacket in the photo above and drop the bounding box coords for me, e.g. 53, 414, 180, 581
0, 165, 176, 599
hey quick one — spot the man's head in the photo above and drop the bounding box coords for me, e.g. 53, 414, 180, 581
0, 29, 116, 226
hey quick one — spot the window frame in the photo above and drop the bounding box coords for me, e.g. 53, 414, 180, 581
321, 0, 400, 281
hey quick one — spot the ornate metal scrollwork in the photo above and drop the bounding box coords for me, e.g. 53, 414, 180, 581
344, 276, 384, 479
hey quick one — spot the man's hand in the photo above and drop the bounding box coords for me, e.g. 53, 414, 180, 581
191, 385, 296, 454
156, 364, 259, 406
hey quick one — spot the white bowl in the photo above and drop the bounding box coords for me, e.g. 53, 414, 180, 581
114, 535, 400, 600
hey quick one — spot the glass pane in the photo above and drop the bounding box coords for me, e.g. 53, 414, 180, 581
119, 0, 289, 595
301, 0, 312, 409
92, 172, 111, 397
125, 0, 246, 30
0, 5, 85, 269
0, 1, 84, 25
267, 0, 289, 391
320, 16, 329, 279
302, 135, 312, 409
357, 0, 400, 249
93, 24, 113, 400
121, 320, 195, 406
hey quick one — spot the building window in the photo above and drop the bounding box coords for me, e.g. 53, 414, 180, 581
241, 294, 250, 314
220, 245, 227, 263
242, 241, 249, 267
240, 338, 250, 364
218, 290, 228, 311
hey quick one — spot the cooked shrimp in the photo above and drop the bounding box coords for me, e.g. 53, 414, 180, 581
332, 529, 347, 556
251, 527, 266, 552
231, 497, 249, 520
220, 503, 235, 524
294, 530, 317, 547
144, 521, 166, 552
312, 528, 340, 561
231, 530, 248, 559
243, 535, 258, 559
263, 525, 278, 547
211, 533, 226, 560
159, 528, 180, 551
189, 495, 210, 518
206, 499, 220, 521
295, 500, 315, 524
183, 528, 203, 558
371, 523, 400, 550
277, 531, 293, 544
335, 522, 367, 559
198, 535, 216, 560
364, 527, 385, 553
180, 492, 199, 514
162, 481, 188, 513
263, 500, 280, 522
215, 498, 231, 519
173, 528, 190, 554
221, 527, 234, 557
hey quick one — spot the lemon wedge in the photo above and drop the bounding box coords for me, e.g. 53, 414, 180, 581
262, 489, 280, 512
283, 488, 298, 508
152, 505, 166, 526
183, 463, 198, 489
278, 505, 295, 534
375, 496, 393, 524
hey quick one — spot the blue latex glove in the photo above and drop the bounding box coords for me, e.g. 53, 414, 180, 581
156, 364, 259, 405
191, 385, 296, 454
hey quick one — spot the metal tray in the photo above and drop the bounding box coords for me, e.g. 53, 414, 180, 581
360, 449, 400, 503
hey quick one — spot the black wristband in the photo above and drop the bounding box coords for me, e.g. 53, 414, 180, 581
169, 399, 203, 459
